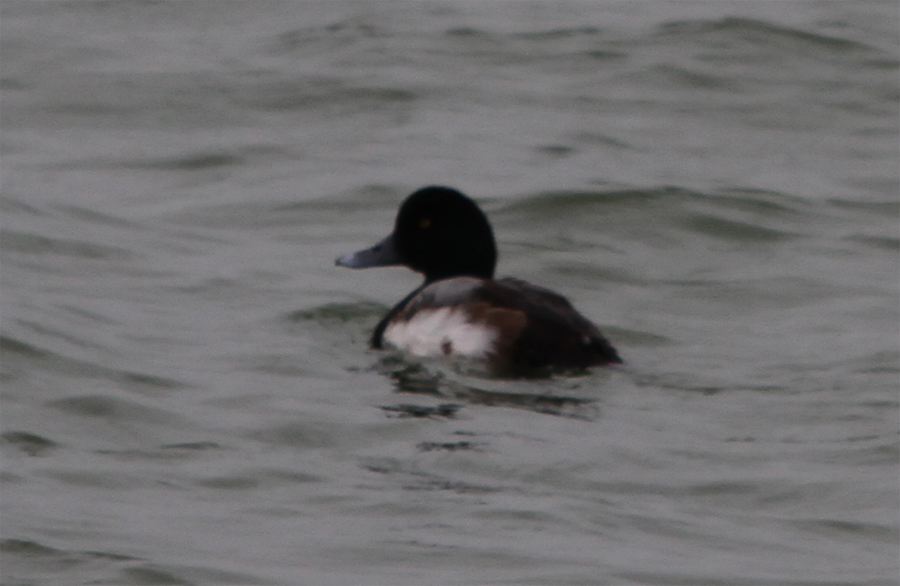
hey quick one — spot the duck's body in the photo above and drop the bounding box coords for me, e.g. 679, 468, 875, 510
336, 186, 621, 376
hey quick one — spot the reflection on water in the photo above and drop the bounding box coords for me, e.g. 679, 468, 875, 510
382, 357, 604, 420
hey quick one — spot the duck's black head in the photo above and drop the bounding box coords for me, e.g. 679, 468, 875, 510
336, 186, 497, 283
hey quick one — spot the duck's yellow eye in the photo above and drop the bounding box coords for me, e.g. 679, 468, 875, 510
419, 218, 431, 229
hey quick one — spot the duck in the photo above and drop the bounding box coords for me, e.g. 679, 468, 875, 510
336, 186, 622, 376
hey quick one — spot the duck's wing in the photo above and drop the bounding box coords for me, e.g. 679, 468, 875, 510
491, 277, 623, 370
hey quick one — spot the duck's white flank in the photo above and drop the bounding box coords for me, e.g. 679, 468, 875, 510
383, 307, 496, 359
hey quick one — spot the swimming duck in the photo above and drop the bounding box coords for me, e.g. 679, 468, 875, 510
336, 186, 622, 376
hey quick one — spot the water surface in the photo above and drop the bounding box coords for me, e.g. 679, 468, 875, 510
1, 2, 898, 585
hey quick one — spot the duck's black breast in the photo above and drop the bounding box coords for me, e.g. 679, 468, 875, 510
374, 276, 622, 375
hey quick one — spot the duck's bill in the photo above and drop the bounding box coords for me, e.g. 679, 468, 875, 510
335, 234, 402, 269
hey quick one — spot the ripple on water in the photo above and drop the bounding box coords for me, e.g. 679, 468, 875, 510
0, 231, 135, 260
0, 333, 191, 398
0, 431, 59, 457
0, 538, 272, 585
47, 394, 187, 427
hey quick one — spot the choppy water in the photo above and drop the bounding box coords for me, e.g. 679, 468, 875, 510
1, 1, 898, 585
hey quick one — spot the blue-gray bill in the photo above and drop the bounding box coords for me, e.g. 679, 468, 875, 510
335, 234, 401, 269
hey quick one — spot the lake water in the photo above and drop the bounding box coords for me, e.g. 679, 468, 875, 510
1, 1, 898, 585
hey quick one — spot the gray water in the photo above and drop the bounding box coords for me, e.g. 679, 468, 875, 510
1, 1, 898, 585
